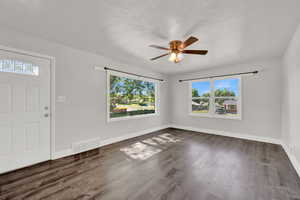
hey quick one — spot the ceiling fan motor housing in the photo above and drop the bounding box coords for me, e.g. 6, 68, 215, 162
169, 40, 183, 53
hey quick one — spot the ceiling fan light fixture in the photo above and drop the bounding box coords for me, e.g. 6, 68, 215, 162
169, 52, 183, 63
168, 52, 177, 62
149, 36, 207, 62
177, 52, 184, 60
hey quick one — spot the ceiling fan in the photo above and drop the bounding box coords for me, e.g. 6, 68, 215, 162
149, 36, 208, 63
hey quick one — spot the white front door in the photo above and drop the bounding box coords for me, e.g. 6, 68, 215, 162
0, 49, 51, 174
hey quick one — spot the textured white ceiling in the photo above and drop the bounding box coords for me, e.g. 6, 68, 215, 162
0, 0, 299, 74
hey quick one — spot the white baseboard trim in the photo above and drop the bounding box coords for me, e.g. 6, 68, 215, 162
170, 124, 282, 145
52, 148, 73, 160
100, 124, 171, 147
51, 124, 300, 179
170, 124, 300, 178
52, 124, 171, 160
281, 142, 300, 178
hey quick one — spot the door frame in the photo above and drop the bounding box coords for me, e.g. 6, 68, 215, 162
0, 45, 56, 161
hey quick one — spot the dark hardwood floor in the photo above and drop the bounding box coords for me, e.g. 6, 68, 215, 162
1, 128, 300, 200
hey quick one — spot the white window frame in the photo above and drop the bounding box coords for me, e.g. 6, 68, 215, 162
189, 76, 242, 120
107, 70, 159, 122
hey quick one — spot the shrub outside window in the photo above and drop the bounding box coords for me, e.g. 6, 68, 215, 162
107, 71, 158, 121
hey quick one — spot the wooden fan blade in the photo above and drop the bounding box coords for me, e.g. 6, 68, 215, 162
149, 45, 170, 50
182, 50, 208, 55
150, 53, 170, 61
182, 36, 199, 48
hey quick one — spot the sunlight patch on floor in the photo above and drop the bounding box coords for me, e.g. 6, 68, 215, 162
159, 133, 182, 143
120, 142, 161, 160
120, 133, 182, 160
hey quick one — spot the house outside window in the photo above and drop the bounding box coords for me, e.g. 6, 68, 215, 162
190, 76, 241, 120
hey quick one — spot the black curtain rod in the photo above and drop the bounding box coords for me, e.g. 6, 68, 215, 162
104, 67, 164, 82
179, 70, 258, 82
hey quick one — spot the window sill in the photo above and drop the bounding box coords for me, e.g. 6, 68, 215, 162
189, 113, 242, 120
108, 113, 158, 122
189, 113, 212, 118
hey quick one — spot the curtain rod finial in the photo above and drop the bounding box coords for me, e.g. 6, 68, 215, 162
94, 66, 106, 71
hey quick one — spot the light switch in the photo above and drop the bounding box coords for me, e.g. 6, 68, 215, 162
56, 96, 66, 103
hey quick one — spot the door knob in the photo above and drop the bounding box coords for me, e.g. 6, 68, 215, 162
44, 113, 49, 118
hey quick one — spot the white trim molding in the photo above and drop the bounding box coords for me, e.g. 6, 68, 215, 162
51, 123, 300, 179
189, 76, 242, 120
51, 149, 73, 160
171, 124, 282, 144
0, 44, 57, 162
171, 124, 299, 178
281, 143, 300, 178
106, 70, 160, 123
52, 124, 280, 159
52, 124, 171, 160
100, 124, 170, 147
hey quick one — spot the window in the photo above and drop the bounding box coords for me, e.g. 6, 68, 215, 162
108, 72, 158, 121
0, 59, 39, 76
192, 81, 210, 114
190, 77, 241, 119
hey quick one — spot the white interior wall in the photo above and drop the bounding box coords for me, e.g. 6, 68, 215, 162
169, 58, 282, 141
1, 25, 299, 176
0, 28, 170, 154
282, 23, 300, 168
